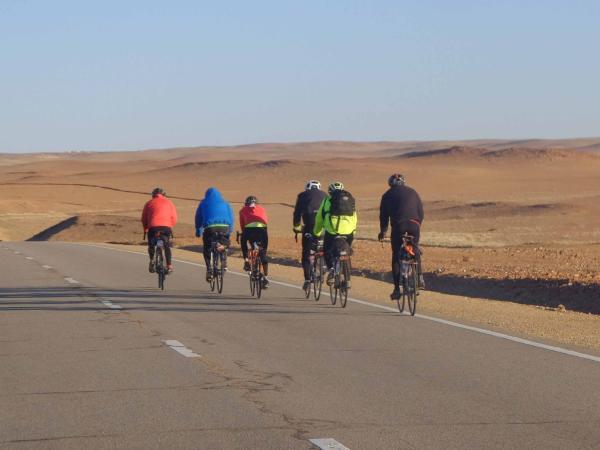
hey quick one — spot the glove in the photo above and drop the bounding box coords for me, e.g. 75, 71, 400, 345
195, 227, 202, 238
293, 224, 302, 233
378, 231, 386, 242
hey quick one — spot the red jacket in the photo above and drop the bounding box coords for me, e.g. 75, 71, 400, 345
141, 194, 178, 231
239, 204, 268, 229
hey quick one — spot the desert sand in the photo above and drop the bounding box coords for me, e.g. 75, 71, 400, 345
1, 139, 600, 347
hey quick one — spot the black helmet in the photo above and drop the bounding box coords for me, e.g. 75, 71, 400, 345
245, 195, 258, 206
388, 173, 405, 187
152, 187, 166, 197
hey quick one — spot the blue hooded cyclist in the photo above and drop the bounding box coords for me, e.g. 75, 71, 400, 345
195, 187, 235, 282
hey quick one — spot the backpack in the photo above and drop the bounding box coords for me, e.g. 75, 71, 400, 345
329, 190, 355, 217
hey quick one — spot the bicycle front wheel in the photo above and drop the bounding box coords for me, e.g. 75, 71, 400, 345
339, 260, 349, 308
407, 262, 418, 316
209, 253, 216, 292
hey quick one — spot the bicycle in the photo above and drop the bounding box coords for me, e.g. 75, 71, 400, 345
208, 233, 228, 294
238, 231, 266, 298
307, 235, 325, 301
397, 233, 419, 316
146, 231, 168, 290
329, 236, 351, 308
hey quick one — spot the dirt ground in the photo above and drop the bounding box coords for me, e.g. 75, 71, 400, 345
1, 139, 600, 349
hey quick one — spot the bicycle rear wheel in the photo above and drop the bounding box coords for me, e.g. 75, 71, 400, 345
339, 260, 349, 308
215, 251, 224, 294
209, 252, 216, 292
313, 255, 323, 301
407, 262, 418, 316
156, 248, 165, 290
255, 257, 263, 299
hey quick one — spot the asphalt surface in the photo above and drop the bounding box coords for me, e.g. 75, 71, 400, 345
1, 242, 599, 450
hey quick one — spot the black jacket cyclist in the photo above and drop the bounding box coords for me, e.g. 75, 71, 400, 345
293, 180, 327, 291
378, 174, 425, 300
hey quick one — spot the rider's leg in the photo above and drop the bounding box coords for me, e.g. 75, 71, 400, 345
391, 227, 402, 290
147, 228, 156, 272
202, 229, 212, 268
301, 233, 312, 281
241, 229, 250, 271
259, 228, 269, 276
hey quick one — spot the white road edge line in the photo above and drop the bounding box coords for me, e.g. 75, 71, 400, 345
309, 438, 350, 450
163, 340, 201, 358
42, 265, 52, 270
77, 243, 600, 364
64, 277, 79, 284
100, 300, 122, 310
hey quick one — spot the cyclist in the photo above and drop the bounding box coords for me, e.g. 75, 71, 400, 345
195, 187, 234, 283
141, 187, 178, 274
239, 195, 270, 288
293, 180, 327, 291
313, 182, 358, 287
378, 173, 425, 300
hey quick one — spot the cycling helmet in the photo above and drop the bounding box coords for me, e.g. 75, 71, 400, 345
151, 187, 166, 197
305, 180, 321, 190
388, 173, 405, 187
327, 181, 344, 194
245, 195, 258, 206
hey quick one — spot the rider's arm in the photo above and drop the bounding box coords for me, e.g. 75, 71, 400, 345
379, 193, 389, 234
292, 193, 302, 231
227, 203, 235, 235
141, 202, 149, 232
313, 199, 325, 236
239, 208, 246, 231
194, 203, 203, 230
171, 201, 178, 227
416, 192, 424, 223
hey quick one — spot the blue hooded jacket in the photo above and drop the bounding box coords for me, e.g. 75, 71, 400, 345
195, 188, 234, 235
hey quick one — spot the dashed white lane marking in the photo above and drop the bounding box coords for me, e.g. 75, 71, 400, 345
163, 340, 201, 358
309, 438, 350, 450
78, 243, 600, 364
64, 277, 79, 284
100, 300, 122, 310
42, 265, 52, 270
14, 251, 21, 254
25, 256, 34, 260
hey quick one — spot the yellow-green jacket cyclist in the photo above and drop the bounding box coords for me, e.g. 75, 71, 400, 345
313, 182, 358, 287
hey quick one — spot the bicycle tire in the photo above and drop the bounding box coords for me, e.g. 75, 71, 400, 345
209, 252, 216, 292
249, 270, 255, 296
339, 260, 349, 308
408, 262, 418, 316
255, 256, 263, 299
216, 251, 224, 294
313, 255, 323, 301
156, 247, 165, 290
329, 259, 338, 305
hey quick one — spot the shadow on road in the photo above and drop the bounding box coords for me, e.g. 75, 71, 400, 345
0, 287, 382, 315
177, 246, 600, 315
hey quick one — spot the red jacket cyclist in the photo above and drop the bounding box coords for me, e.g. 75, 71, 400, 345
141, 187, 178, 273
239, 196, 269, 288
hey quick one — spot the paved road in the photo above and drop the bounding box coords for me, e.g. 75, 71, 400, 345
1, 242, 599, 449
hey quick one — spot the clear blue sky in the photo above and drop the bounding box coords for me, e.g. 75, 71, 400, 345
1, 0, 599, 152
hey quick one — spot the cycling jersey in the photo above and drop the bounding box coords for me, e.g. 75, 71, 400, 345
239, 204, 268, 230
141, 194, 178, 231
313, 196, 358, 236
379, 185, 424, 234
195, 188, 234, 234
